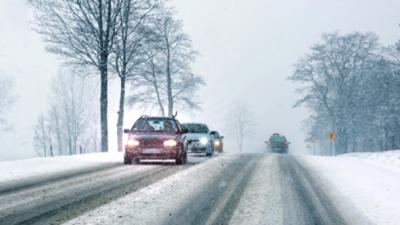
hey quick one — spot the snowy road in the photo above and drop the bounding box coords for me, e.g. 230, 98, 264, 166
1, 153, 398, 225
0, 158, 197, 225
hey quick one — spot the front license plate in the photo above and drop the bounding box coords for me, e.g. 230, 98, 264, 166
142, 148, 162, 154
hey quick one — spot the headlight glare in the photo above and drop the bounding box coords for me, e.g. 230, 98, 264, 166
200, 137, 208, 145
164, 139, 177, 147
127, 139, 139, 147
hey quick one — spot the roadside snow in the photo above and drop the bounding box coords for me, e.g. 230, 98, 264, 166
338, 150, 400, 172
300, 155, 400, 225
0, 152, 123, 192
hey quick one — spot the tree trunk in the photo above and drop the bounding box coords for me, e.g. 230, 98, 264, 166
117, 75, 125, 152
98, 0, 109, 152
167, 72, 173, 117
53, 109, 63, 155
50, 145, 54, 157
150, 58, 165, 116
68, 134, 73, 155
156, 88, 166, 117
166, 40, 173, 117
100, 66, 109, 152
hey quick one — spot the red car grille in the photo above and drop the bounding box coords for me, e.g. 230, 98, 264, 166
140, 139, 164, 148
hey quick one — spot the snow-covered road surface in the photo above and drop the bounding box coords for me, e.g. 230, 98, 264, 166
1, 153, 399, 225
0, 154, 201, 225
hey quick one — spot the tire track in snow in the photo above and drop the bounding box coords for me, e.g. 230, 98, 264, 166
0, 163, 121, 195
161, 154, 261, 225
279, 155, 347, 225
0, 163, 193, 225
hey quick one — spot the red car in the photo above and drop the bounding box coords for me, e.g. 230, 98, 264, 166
123, 116, 189, 165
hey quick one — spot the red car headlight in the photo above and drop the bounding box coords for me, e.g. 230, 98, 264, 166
164, 140, 177, 147
126, 139, 140, 147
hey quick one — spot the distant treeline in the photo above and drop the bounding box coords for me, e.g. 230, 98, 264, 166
290, 32, 400, 155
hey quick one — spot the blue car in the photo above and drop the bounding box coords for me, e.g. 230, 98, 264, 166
266, 133, 290, 153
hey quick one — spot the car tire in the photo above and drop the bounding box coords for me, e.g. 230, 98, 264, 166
133, 158, 140, 164
176, 155, 183, 165
124, 157, 132, 165
206, 152, 213, 157
176, 151, 187, 165
183, 152, 187, 164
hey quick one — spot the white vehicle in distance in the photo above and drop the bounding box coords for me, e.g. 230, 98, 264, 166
181, 123, 214, 157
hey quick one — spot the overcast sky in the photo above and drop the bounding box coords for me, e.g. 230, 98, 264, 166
1, 0, 400, 159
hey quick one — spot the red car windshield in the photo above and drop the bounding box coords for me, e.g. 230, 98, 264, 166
132, 118, 179, 133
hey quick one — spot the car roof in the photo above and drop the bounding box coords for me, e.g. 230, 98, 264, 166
139, 116, 177, 120
182, 122, 207, 126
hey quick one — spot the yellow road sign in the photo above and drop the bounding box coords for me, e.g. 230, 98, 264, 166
327, 131, 336, 141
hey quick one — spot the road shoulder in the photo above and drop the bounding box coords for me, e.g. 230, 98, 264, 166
298, 155, 397, 225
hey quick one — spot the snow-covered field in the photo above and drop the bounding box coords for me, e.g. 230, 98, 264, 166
0, 152, 123, 192
301, 150, 400, 225
338, 150, 400, 172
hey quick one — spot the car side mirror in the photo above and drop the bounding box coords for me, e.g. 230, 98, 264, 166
265, 141, 269, 144
124, 129, 130, 134
181, 128, 189, 134
220, 136, 224, 139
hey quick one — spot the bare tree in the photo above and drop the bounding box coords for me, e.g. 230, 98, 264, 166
0, 73, 17, 132
138, 50, 168, 116
127, 30, 169, 116
161, 9, 205, 116
290, 32, 380, 154
128, 7, 205, 116
48, 104, 64, 155
226, 101, 255, 153
33, 113, 52, 157
111, 0, 161, 152
30, 0, 123, 152
33, 69, 98, 156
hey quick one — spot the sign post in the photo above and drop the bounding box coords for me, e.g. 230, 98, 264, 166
327, 131, 336, 156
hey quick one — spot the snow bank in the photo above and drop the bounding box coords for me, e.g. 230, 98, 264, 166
301, 156, 400, 225
0, 152, 123, 193
338, 150, 400, 172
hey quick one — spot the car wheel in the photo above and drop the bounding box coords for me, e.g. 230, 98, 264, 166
176, 157, 183, 165
133, 158, 140, 164
183, 152, 188, 164
124, 157, 132, 165
206, 152, 213, 157
176, 152, 186, 165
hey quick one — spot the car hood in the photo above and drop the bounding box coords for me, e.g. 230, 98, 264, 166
184, 133, 210, 141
